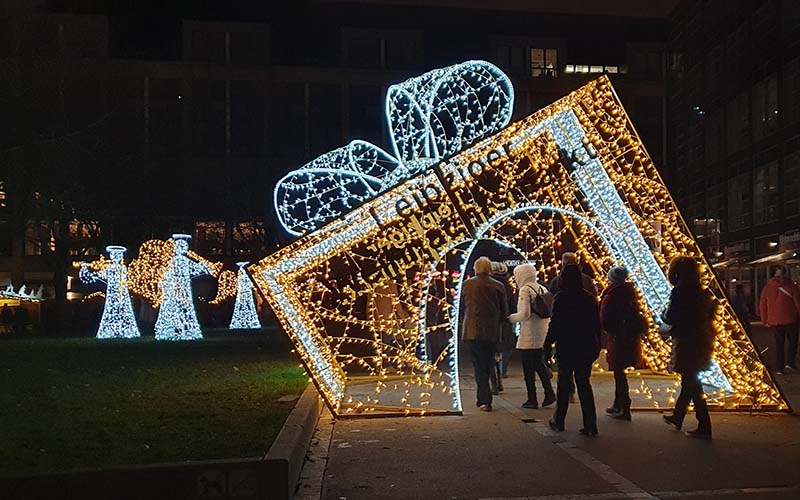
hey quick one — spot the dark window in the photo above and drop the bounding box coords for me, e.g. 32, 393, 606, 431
783, 57, 800, 125
191, 29, 225, 63
230, 30, 269, 66
495, 45, 511, 68
349, 85, 382, 146
725, 92, 750, 154
785, 150, 800, 218
753, 75, 778, 140
309, 84, 341, 157
385, 37, 417, 69
192, 79, 226, 157
727, 172, 751, 231
231, 80, 265, 157
149, 78, 183, 158
753, 160, 779, 225
346, 37, 381, 68
269, 84, 306, 162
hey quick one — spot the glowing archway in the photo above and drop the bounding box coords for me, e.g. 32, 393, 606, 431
251, 73, 787, 417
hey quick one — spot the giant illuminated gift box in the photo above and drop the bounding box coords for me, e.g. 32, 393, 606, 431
251, 67, 788, 417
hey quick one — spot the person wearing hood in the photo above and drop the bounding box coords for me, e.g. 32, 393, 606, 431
661, 256, 717, 440
545, 265, 601, 436
759, 266, 800, 374
600, 266, 643, 421
508, 264, 556, 409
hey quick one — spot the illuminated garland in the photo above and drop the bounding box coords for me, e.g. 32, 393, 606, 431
78, 246, 140, 339
229, 262, 262, 329
251, 70, 786, 417
274, 60, 513, 235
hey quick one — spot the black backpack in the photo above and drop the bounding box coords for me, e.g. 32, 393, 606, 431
526, 284, 553, 318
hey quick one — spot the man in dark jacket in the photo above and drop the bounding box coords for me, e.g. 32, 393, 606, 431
545, 265, 601, 435
461, 256, 508, 411
548, 252, 598, 298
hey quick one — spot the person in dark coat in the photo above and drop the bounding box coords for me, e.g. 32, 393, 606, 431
461, 256, 508, 412
661, 256, 717, 439
548, 252, 598, 298
600, 266, 642, 421
546, 265, 601, 436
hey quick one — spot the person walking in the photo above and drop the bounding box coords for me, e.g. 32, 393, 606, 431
600, 266, 644, 421
508, 264, 556, 409
461, 256, 508, 412
546, 265, 601, 436
1, 304, 12, 334
548, 252, 598, 298
731, 283, 750, 326
547, 252, 597, 403
661, 256, 717, 440
759, 266, 800, 374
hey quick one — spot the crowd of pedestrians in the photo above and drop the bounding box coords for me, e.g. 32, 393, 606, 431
460, 252, 719, 440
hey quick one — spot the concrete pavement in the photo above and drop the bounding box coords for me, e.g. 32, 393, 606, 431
309, 367, 800, 500
298, 325, 800, 500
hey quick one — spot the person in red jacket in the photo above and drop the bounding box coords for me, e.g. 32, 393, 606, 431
759, 266, 800, 374
600, 266, 643, 421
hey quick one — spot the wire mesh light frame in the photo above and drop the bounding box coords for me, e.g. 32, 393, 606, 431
251, 75, 789, 417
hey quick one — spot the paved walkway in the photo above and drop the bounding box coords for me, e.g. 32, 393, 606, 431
294, 324, 800, 500
300, 368, 799, 500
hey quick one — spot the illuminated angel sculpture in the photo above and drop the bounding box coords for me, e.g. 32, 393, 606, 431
229, 262, 262, 329
154, 234, 214, 341
274, 60, 514, 235
79, 246, 140, 339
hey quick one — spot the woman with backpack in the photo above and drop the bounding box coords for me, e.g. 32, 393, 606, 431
508, 264, 556, 409
600, 266, 644, 421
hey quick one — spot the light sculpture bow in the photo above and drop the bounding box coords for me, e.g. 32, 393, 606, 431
274, 60, 514, 235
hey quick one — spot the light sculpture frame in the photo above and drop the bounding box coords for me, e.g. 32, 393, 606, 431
230, 261, 262, 330
274, 61, 513, 236
79, 245, 141, 339
154, 234, 213, 342
252, 71, 788, 417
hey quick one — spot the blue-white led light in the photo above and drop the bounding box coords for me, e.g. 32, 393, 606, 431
79, 246, 141, 339
229, 262, 262, 330
154, 234, 213, 341
275, 61, 513, 235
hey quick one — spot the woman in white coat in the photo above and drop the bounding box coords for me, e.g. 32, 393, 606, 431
508, 264, 556, 409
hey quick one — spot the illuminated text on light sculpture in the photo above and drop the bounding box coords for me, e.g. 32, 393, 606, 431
253, 67, 786, 417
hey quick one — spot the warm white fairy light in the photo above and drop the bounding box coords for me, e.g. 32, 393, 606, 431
252, 68, 786, 417
79, 245, 140, 339
229, 262, 262, 329
154, 234, 214, 342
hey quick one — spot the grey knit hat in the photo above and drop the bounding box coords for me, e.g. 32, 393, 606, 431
608, 266, 629, 284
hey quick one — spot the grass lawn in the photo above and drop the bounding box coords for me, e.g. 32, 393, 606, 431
0, 334, 308, 477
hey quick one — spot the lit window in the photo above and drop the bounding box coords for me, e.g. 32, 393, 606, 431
194, 221, 226, 256
590, 65, 604, 73
530, 48, 558, 77
564, 64, 575, 73
576, 65, 589, 73
605, 66, 619, 73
